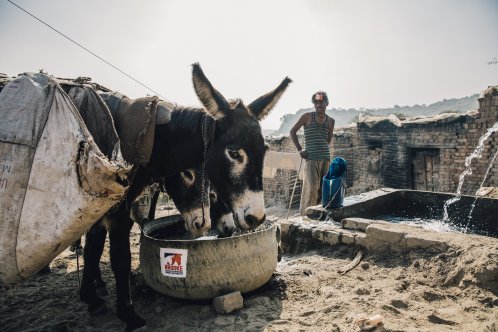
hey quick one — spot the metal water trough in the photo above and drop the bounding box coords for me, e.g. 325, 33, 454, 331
140, 215, 279, 300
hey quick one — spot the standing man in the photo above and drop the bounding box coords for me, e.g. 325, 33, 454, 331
290, 91, 335, 215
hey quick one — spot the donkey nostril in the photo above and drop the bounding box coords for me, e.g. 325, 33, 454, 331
224, 225, 234, 237
245, 214, 265, 228
194, 220, 203, 230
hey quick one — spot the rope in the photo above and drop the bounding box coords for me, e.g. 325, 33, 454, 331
319, 171, 348, 220
6, 0, 166, 100
200, 115, 209, 227
76, 249, 81, 288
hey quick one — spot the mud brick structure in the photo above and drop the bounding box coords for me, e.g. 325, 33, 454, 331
264, 85, 498, 205
264, 136, 303, 207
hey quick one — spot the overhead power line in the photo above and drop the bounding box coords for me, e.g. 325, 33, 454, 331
7, 0, 166, 99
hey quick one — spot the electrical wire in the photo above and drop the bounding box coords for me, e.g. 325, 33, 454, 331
7, 0, 166, 99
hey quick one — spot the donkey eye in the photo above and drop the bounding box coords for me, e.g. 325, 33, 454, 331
180, 169, 195, 185
209, 191, 217, 202
228, 150, 242, 161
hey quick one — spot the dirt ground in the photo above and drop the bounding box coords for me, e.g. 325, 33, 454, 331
1, 205, 497, 332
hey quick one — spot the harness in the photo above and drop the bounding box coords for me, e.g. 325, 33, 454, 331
100, 91, 126, 117
200, 113, 211, 229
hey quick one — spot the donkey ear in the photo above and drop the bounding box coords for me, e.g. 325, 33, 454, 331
192, 63, 230, 119
247, 77, 292, 121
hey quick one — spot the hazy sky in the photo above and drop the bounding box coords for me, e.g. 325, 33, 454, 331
1, 0, 497, 130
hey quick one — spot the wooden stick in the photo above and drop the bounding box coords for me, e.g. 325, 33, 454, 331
338, 249, 363, 274
286, 158, 303, 220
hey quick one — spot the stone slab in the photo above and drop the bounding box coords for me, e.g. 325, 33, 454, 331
311, 227, 340, 244
405, 234, 449, 252
366, 224, 405, 244
342, 217, 387, 232
341, 230, 357, 245
213, 291, 244, 314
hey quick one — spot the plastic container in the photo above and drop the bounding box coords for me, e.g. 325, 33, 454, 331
322, 157, 347, 208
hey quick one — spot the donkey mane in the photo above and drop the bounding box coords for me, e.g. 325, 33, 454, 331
146, 106, 216, 181
227, 99, 242, 109
168, 106, 214, 135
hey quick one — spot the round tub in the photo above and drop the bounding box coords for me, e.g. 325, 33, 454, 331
139, 215, 279, 300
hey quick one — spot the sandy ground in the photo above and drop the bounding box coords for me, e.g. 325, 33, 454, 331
1, 205, 497, 332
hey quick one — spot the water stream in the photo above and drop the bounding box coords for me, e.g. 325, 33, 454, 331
465, 148, 498, 228
442, 121, 498, 221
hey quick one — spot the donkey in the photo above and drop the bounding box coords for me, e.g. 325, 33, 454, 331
138, 172, 237, 237
152, 169, 237, 238
81, 64, 291, 330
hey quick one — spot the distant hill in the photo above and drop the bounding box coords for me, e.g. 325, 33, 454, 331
262, 129, 276, 137
270, 94, 479, 136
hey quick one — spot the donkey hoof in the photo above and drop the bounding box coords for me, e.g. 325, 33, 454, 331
125, 323, 147, 332
88, 302, 107, 316
95, 285, 109, 297
123, 315, 146, 332
82, 294, 107, 315
118, 305, 146, 331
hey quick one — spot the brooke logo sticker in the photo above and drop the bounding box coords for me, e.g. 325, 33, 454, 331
160, 248, 188, 278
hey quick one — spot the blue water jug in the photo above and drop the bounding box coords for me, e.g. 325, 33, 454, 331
322, 157, 347, 208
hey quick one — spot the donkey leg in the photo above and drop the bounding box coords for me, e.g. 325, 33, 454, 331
80, 220, 108, 315
108, 215, 146, 330
94, 265, 109, 298
147, 189, 159, 222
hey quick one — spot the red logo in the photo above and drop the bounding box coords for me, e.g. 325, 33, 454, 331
164, 253, 182, 265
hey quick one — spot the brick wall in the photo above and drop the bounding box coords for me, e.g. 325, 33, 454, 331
331, 126, 358, 189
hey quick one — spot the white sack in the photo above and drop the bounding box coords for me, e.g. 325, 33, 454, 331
0, 73, 131, 284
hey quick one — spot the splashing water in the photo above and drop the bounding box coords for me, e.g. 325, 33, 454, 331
466, 148, 498, 227
379, 215, 467, 234
443, 121, 498, 220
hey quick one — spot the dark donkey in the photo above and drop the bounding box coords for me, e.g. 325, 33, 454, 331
133, 171, 237, 237
80, 64, 291, 330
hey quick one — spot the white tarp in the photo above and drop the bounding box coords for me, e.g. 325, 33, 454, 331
263, 151, 304, 180
0, 73, 131, 284
358, 112, 465, 128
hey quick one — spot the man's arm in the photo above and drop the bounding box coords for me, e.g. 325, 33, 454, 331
290, 114, 309, 158
327, 117, 335, 145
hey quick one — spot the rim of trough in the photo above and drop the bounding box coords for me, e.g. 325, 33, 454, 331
141, 214, 279, 244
